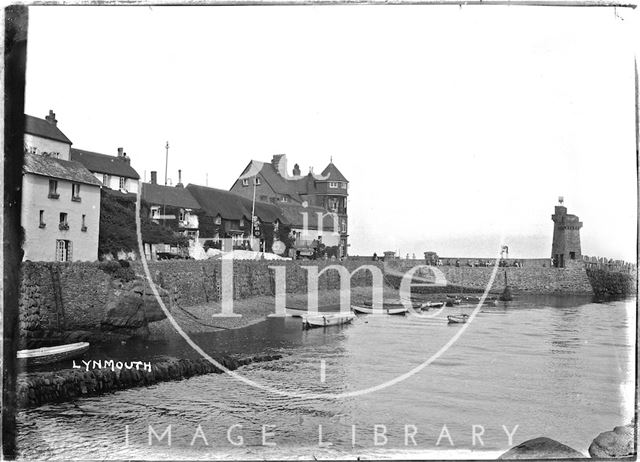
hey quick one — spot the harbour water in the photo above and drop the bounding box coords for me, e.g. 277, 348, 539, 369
16, 295, 635, 459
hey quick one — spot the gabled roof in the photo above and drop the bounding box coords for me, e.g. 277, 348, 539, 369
232, 160, 322, 202
141, 183, 201, 209
23, 152, 102, 186
70, 148, 140, 179
186, 184, 282, 222
321, 162, 348, 182
24, 114, 73, 145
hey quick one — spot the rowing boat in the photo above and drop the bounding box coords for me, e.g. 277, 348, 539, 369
447, 314, 469, 324
17, 342, 90, 365
351, 305, 409, 315
302, 313, 356, 329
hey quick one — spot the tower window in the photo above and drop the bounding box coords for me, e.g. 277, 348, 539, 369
570, 252, 576, 260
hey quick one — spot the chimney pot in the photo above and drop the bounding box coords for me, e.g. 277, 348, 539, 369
176, 169, 184, 188
117, 147, 124, 157
293, 163, 301, 176
150, 171, 157, 185
45, 110, 57, 126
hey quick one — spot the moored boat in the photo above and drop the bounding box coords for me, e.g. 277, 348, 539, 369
17, 342, 90, 366
424, 301, 445, 308
302, 313, 356, 329
447, 314, 469, 324
351, 305, 409, 315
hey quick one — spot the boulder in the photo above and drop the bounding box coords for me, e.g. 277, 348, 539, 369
101, 280, 169, 335
499, 437, 586, 459
589, 424, 635, 458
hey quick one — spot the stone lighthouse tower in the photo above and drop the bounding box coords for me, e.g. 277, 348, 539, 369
551, 196, 583, 268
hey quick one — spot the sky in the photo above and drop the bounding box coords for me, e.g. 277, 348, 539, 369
25, 5, 637, 260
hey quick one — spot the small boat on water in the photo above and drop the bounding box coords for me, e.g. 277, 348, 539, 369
447, 314, 469, 324
445, 298, 462, 307
302, 313, 356, 329
461, 296, 497, 306
17, 342, 90, 365
424, 301, 445, 308
363, 300, 426, 310
351, 305, 409, 315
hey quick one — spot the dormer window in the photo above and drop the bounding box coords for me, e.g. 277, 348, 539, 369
242, 179, 249, 187
215, 216, 222, 225
254, 177, 261, 186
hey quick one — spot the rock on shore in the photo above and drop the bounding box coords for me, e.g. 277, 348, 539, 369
589, 424, 635, 458
499, 437, 586, 459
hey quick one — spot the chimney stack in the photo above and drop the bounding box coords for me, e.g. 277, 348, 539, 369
176, 169, 184, 188
117, 147, 124, 157
150, 171, 157, 185
293, 163, 301, 176
45, 110, 57, 126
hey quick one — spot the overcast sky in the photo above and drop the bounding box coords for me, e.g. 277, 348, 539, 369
25, 5, 637, 259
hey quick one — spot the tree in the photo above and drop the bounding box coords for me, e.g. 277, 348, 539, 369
98, 189, 188, 259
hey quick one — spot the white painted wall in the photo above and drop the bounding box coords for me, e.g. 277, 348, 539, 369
24, 133, 71, 160
93, 172, 139, 193
21, 173, 101, 261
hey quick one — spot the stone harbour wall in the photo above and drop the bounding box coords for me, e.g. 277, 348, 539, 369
135, 259, 385, 308
439, 264, 594, 294
17, 354, 281, 408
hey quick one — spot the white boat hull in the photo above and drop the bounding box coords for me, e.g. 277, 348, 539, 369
17, 342, 90, 365
302, 313, 356, 328
351, 305, 409, 315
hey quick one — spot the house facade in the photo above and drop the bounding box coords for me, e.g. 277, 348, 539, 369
141, 171, 201, 242
22, 155, 102, 262
22, 111, 102, 262
229, 154, 349, 256
71, 147, 140, 194
186, 183, 282, 251
24, 110, 72, 160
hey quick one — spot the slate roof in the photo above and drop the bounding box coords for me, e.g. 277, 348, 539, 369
71, 148, 140, 179
24, 114, 73, 145
321, 162, 348, 182
23, 153, 102, 186
141, 183, 201, 209
232, 157, 348, 203
232, 161, 324, 202
186, 184, 282, 223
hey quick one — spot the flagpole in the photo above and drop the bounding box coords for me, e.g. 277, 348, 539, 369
250, 177, 257, 249
163, 141, 169, 227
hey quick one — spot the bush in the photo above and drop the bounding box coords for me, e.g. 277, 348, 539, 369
98, 260, 136, 282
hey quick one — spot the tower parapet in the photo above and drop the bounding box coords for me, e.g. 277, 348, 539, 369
551, 197, 583, 268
